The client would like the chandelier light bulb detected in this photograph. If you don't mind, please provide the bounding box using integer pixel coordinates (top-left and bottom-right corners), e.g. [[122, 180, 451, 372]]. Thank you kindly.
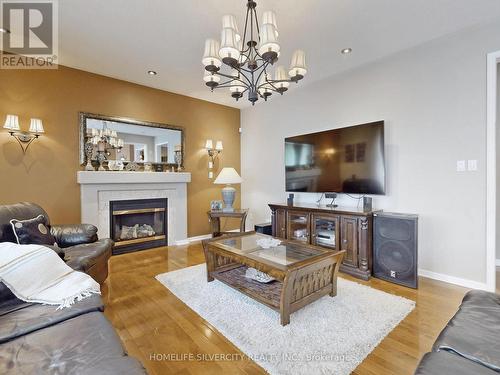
[[202, 39, 222, 71], [203, 70, 221, 88], [261, 11, 278, 38], [289, 49, 307, 81], [274, 66, 290, 93], [222, 14, 241, 42], [258, 24, 280, 62], [229, 70, 245, 99], [219, 28, 240, 66], [257, 74, 273, 99]]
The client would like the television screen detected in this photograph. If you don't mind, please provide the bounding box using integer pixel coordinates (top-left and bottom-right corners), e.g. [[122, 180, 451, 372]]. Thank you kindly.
[[285, 121, 385, 194]]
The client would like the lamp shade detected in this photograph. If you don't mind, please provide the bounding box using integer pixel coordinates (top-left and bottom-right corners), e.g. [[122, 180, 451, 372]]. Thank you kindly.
[[203, 70, 221, 83], [274, 66, 290, 89], [215, 140, 223, 151], [222, 14, 240, 41], [289, 49, 307, 78], [257, 74, 273, 96], [3, 114, 20, 131], [29, 118, 44, 133], [261, 11, 278, 37], [219, 28, 240, 60], [229, 69, 245, 93], [258, 24, 280, 56], [202, 39, 222, 68], [214, 167, 242, 184], [205, 139, 213, 149]]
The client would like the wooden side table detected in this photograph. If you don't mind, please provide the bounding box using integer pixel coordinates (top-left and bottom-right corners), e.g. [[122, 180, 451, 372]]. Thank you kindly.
[[207, 209, 248, 237]]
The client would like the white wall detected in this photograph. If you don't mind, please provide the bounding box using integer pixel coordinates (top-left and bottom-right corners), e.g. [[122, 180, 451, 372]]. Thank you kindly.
[[241, 21, 500, 287]]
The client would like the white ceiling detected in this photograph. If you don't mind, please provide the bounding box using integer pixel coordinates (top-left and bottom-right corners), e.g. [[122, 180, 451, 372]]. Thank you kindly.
[[58, 0, 500, 109]]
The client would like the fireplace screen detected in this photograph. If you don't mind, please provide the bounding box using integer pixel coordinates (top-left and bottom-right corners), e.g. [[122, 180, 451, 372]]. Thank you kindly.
[[110, 198, 167, 255]]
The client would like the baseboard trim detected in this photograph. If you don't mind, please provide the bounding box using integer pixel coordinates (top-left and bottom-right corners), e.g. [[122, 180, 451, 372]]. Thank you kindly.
[[496, 259, 500, 267], [418, 269, 489, 291], [175, 233, 212, 246]]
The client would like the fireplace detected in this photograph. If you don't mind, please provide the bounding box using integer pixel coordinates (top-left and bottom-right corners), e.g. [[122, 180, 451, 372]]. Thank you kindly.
[[110, 198, 168, 255]]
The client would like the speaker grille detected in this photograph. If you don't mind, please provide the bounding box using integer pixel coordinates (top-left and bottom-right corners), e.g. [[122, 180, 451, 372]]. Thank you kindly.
[[376, 240, 414, 275], [373, 213, 418, 288], [379, 218, 412, 241]]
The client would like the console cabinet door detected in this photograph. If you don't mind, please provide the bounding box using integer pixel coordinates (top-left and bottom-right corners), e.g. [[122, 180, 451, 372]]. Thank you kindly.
[[311, 214, 340, 250], [274, 209, 287, 239], [340, 216, 358, 267], [286, 211, 310, 243]]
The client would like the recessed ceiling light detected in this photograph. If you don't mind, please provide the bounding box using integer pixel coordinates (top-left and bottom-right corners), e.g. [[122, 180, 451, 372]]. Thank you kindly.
[[0, 27, 10, 34], [341, 48, 352, 55], [147, 70, 157, 76]]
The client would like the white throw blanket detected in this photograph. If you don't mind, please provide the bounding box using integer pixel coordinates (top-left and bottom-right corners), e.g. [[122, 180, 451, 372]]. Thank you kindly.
[[0, 242, 100, 309]]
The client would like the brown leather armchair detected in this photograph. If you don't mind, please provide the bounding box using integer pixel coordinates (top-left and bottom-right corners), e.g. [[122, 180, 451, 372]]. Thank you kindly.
[[0, 202, 112, 284]]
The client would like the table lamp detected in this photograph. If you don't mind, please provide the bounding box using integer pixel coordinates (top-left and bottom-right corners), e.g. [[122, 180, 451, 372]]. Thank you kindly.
[[214, 167, 242, 212]]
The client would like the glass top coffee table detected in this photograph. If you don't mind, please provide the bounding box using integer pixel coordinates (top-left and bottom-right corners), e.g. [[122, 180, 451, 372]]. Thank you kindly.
[[202, 232, 345, 326]]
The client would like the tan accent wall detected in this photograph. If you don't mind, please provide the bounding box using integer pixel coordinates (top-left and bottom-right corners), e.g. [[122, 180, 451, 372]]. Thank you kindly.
[[0, 66, 241, 237]]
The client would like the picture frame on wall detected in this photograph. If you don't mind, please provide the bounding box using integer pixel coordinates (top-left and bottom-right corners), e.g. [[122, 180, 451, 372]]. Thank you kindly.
[[356, 142, 366, 162], [210, 200, 223, 211], [345, 144, 355, 163]]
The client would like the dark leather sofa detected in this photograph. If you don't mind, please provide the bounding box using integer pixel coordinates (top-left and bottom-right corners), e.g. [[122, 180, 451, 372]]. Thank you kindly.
[[415, 290, 500, 374], [0, 202, 112, 284], [0, 202, 146, 374]]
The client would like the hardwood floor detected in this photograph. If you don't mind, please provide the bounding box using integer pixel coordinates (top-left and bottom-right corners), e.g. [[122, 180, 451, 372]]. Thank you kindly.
[[102, 243, 470, 375]]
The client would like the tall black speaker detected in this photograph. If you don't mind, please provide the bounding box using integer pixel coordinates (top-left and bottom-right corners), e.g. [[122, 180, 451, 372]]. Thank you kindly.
[[373, 212, 418, 288]]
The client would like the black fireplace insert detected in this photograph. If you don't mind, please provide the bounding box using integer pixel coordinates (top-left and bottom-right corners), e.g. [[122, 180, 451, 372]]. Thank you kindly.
[[110, 198, 168, 255]]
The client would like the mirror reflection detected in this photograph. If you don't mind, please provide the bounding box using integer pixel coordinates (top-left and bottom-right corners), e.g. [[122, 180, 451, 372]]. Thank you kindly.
[[84, 117, 182, 164]]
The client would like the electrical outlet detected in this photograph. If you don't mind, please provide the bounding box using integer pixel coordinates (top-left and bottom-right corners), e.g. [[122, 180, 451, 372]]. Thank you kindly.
[[467, 160, 477, 171], [456, 160, 466, 172], [390, 270, 396, 278]]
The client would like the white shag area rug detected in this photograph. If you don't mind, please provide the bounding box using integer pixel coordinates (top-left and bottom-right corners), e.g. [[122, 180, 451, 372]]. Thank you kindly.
[[156, 264, 415, 375]]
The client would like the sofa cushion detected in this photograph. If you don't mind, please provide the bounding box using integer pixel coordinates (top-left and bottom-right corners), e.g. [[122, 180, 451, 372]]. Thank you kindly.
[[433, 290, 500, 372], [10, 214, 57, 246], [64, 239, 113, 273], [0, 294, 103, 344], [0, 311, 146, 374], [0, 202, 50, 243], [51, 224, 98, 248], [415, 351, 497, 375], [460, 289, 500, 310]]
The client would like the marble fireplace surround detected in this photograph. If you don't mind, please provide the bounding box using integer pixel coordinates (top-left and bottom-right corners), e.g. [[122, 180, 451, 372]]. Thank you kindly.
[[77, 171, 191, 246]]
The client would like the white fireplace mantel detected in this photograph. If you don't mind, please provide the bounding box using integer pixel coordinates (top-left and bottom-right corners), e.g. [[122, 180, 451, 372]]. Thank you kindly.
[[77, 171, 191, 246], [77, 171, 191, 184]]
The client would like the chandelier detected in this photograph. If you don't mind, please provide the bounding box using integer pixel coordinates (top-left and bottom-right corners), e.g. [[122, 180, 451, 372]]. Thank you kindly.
[[202, 0, 307, 105], [85, 122, 125, 171]]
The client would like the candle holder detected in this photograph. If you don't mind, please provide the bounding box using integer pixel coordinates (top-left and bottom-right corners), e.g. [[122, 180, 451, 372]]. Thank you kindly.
[[174, 150, 183, 171], [96, 151, 107, 171], [84, 141, 95, 171]]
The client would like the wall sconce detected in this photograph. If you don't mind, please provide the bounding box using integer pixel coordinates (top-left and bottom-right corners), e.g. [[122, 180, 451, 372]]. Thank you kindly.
[[205, 139, 223, 178], [3, 114, 45, 153]]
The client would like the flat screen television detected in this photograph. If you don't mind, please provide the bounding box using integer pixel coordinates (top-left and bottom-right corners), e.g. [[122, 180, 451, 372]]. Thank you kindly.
[[285, 121, 385, 194]]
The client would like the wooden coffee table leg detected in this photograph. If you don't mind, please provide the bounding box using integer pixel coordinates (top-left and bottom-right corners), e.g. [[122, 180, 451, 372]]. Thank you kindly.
[[330, 255, 343, 297], [204, 249, 215, 282], [280, 311, 290, 326], [280, 271, 296, 326]]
